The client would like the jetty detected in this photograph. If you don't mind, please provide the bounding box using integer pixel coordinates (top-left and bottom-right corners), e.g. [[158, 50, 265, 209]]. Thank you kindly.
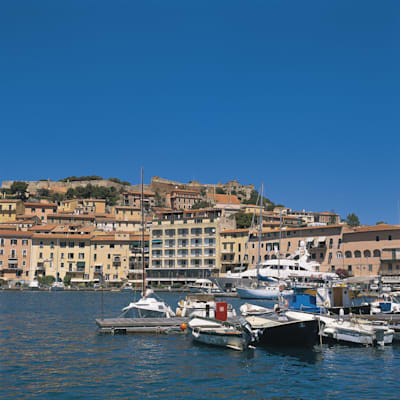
[[96, 317, 189, 334]]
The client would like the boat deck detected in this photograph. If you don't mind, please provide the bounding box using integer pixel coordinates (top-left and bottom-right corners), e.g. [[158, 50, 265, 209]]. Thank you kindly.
[[95, 317, 189, 334]]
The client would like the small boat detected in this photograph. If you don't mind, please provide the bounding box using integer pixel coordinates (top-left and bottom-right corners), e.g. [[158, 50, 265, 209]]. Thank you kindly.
[[236, 284, 293, 300], [50, 281, 65, 291], [242, 305, 319, 347], [121, 283, 134, 292], [319, 314, 394, 346], [121, 289, 175, 318], [176, 294, 237, 319], [188, 279, 222, 294], [370, 293, 400, 314], [188, 316, 256, 351], [28, 280, 40, 291]]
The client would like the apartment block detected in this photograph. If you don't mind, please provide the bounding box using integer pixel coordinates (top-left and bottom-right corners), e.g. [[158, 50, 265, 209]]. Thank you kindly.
[[58, 199, 106, 214], [166, 189, 202, 210], [148, 209, 235, 286], [0, 230, 32, 282], [220, 228, 251, 273], [122, 191, 155, 208]]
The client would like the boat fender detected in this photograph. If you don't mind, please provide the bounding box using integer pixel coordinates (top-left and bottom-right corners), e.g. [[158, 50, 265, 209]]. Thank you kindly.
[[180, 323, 187, 332], [324, 300, 330, 308], [285, 300, 289, 308], [176, 308, 182, 317]]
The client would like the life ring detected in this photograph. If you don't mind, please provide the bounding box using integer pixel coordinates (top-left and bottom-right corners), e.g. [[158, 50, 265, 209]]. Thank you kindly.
[[323, 300, 330, 308]]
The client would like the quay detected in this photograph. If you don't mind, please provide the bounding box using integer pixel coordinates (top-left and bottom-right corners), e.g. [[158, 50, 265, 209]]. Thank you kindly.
[[95, 317, 189, 334]]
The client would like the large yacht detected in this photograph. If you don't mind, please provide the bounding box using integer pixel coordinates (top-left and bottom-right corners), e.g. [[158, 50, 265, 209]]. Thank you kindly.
[[214, 242, 337, 291]]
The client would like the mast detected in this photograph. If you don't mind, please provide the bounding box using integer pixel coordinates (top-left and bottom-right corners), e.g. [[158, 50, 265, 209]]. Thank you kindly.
[[141, 168, 146, 297], [257, 183, 263, 284], [278, 209, 282, 280]]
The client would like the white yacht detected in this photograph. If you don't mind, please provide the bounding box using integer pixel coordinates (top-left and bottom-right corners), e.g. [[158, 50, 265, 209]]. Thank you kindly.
[[187, 279, 222, 294], [225, 242, 337, 282], [176, 294, 236, 318]]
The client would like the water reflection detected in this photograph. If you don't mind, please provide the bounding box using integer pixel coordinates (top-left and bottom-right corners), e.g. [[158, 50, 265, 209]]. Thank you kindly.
[[1, 292, 400, 400]]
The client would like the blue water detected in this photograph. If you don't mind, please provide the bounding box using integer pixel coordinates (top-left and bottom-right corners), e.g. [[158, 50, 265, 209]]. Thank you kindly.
[[1, 292, 399, 400]]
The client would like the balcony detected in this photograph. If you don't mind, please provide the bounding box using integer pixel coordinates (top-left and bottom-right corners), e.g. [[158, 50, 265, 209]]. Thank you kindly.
[[221, 249, 234, 254]]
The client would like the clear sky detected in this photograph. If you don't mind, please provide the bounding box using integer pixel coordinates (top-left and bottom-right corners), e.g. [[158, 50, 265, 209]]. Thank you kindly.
[[1, 1, 399, 225]]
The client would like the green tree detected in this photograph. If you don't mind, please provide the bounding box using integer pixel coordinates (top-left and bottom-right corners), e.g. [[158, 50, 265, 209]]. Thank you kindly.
[[38, 188, 50, 197], [38, 275, 55, 286], [63, 274, 71, 286], [191, 200, 212, 210], [216, 188, 226, 194], [376, 221, 387, 225], [233, 212, 258, 229], [345, 213, 360, 227], [154, 191, 165, 207], [10, 181, 28, 200]]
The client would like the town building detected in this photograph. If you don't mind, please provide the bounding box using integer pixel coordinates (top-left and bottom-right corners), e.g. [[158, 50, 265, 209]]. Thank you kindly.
[[166, 189, 202, 210], [58, 199, 106, 214], [147, 208, 235, 286], [122, 191, 155, 208], [24, 201, 57, 222], [220, 228, 252, 273], [0, 230, 32, 282], [0, 200, 25, 223]]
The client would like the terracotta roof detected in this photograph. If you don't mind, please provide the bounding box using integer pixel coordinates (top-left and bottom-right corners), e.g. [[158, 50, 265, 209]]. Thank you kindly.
[[171, 189, 200, 195], [207, 194, 240, 205], [0, 199, 21, 203], [124, 191, 155, 196], [32, 233, 94, 240], [114, 206, 141, 210], [259, 224, 343, 234], [0, 230, 33, 237], [48, 214, 95, 220], [346, 224, 400, 233], [28, 224, 58, 232], [24, 202, 57, 208]]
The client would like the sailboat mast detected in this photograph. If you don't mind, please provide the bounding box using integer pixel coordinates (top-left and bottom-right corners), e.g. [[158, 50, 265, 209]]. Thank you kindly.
[[278, 209, 282, 280], [141, 168, 146, 296], [257, 183, 263, 281]]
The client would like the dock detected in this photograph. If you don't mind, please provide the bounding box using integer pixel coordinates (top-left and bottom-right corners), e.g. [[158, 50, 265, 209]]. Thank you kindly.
[[96, 317, 189, 334]]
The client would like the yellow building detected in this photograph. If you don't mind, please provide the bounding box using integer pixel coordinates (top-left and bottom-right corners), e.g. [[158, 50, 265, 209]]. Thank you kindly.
[[0, 200, 25, 223], [58, 199, 106, 214], [113, 206, 141, 221], [148, 209, 235, 286]]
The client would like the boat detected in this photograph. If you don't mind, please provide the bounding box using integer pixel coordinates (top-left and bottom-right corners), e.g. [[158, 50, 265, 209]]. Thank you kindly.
[[120, 168, 174, 319], [370, 292, 400, 314], [188, 316, 257, 351], [28, 280, 40, 291], [287, 310, 394, 346], [121, 282, 134, 292], [121, 289, 175, 318], [241, 304, 319, 347], [176, 294, 237, 318], [50, 281, 65, 291], [236, 284, 293, 300], [187, 279, 222, 294]]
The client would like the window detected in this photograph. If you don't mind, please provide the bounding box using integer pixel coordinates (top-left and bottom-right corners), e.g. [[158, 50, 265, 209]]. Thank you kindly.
[[368, 264, 372, 272], [331, 265, 335, 272], [50, 241, 54, 249], [345, 251, 352, 258], [108, 254, 111, 259], [11, 239, 18, 245], [0, 250, 3, 255], [60, 242, 66, 248], [69, 242, 74, 248], [22, 239, 28, 246], [110, 244, 115, 249], [79, 242, 85, 248], [50, 253, 54, 259], [388, 263, 393, 271], [79, 253, 84, 259], [61, 262, 64, 268], [94, 254, 97, 261], [354, 250, 361, 258], [373, 249, 381, 257], [68, 253, 74, 259], [39, 252, 43, 259], [23, 250, 27, 257], [389, 235, 392, 241], [364, 250, 371, 257], [0, 239, 4, 246], [376, 236, 380, 242], [348, 265, 352, 272], [61, 253, 64, 259], [329, 238, 333, 248]]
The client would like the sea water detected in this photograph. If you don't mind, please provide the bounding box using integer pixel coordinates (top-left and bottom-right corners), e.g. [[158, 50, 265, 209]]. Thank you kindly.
[[0, 291, 399, 400]]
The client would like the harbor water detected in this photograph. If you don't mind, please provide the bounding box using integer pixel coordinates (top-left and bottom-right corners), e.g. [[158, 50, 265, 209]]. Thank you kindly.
[[1, 291, 399, 399]]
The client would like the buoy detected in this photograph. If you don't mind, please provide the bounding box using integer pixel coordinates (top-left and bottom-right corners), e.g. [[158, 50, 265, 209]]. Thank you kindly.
[[180, 323, 188, 331]]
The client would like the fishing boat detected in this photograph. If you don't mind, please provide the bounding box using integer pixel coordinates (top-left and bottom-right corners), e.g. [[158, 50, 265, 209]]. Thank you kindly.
[[241, 304, 319, 347], [120, 168, 174, 319], [176, 294, 236, 318], [188, 316, 256, 351]]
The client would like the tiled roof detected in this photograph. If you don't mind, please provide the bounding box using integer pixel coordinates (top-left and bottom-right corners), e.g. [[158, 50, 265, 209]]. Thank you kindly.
[[0, 230, 33, 237], [207, 193, 240, 205], [24, 202, 57, 208], [347, 224, 400, 233]]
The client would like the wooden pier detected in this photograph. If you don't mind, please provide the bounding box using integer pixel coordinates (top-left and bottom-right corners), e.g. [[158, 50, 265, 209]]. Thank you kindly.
[[96, 317, 189, 334]]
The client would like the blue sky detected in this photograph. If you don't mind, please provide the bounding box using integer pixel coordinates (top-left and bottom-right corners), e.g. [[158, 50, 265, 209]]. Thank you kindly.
[[1, 1, 399, 225]]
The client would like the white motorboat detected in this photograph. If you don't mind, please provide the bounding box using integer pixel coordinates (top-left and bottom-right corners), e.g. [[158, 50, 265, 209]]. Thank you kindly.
[[188, 316, 256, 351], [236, 284, 293, 300], [187, 279, 222, 294], [28, 280, 40, 290], [121, 289, 175, 318], [286, 310, 394, 346], [370, 293, 400, 314], [176, 294, 237, 318], [50, 281, 65, 291], [240, 303, 274, 316]]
